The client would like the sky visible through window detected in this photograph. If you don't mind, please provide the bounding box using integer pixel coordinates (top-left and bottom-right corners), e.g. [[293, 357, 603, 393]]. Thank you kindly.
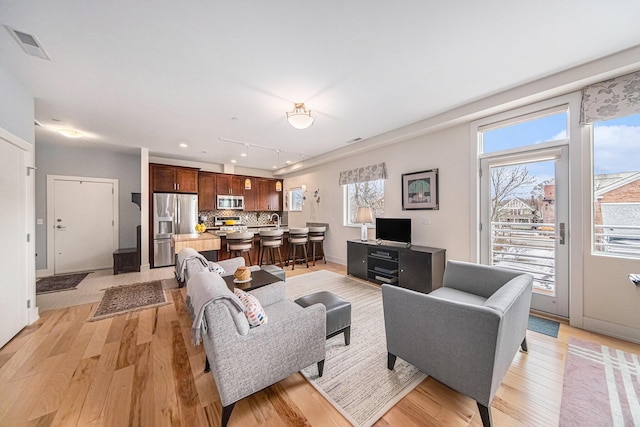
[[483, 113, 640, 190]]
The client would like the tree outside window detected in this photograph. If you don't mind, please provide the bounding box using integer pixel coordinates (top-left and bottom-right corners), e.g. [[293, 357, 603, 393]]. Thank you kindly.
[[344, 180, 384, 225]]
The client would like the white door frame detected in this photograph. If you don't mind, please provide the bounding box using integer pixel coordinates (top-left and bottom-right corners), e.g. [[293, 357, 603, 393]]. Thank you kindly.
[[46, 175, 119, 275], [469, 92, 584, 320], [480, 145, 570, 316], [0, 127, 38, 327]]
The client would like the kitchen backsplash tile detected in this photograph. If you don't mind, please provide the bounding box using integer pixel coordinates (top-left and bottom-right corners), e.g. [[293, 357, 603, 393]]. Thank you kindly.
[[198, 210, 285, 228]]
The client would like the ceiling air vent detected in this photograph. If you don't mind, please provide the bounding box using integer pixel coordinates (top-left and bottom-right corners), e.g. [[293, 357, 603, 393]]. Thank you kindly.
[[5, 26, 50, 60], [346, 137, 363, 144]]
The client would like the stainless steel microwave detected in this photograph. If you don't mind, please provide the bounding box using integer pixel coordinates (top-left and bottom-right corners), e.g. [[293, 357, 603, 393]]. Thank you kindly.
[[217, 195, 244, 210]]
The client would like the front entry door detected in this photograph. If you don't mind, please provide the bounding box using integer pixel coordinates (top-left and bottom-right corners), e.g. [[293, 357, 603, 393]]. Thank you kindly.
[[480, 146, 569, 317], [52, 178, 117, 274]]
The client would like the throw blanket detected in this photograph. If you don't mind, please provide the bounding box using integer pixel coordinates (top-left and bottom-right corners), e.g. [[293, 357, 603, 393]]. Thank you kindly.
[[186, 271, 244, 345], [176, 247, 209, 282]]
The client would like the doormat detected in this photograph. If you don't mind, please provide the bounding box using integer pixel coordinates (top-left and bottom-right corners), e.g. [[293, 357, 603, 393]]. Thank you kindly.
[[89, 281, 168, 321], [36, 272, 90, 294], [560, 337, 640, 426], [528, 315, 560, 338]]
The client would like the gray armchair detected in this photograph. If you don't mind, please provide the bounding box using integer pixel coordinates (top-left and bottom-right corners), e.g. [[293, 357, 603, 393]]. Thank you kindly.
[[382, 260, 533, 427], [198, 273, 326, 427]]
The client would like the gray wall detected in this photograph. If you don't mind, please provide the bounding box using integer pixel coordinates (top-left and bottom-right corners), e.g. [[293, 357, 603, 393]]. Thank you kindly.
[[0, 64, 34, 143], [35, 143, 141, 270]]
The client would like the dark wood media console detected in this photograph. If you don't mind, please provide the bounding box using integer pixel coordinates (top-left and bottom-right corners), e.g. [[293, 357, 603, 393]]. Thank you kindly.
[[347, 240, 445, 294]]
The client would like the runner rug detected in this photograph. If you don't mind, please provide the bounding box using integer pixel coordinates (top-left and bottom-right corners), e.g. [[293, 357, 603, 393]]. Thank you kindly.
[[560, 337, 640, 426], [286, 271, 426, 427], [36, 272, 90, 294], [89, 280, 169, 321]]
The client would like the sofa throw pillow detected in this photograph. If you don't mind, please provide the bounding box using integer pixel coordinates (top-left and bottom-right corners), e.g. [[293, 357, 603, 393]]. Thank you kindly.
[[233, 288, 268, 327], [208, 261, 225, 275]]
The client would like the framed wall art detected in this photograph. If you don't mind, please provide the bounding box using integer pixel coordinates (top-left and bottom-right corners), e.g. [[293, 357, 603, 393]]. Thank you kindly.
[[402, 169, 439, 210]]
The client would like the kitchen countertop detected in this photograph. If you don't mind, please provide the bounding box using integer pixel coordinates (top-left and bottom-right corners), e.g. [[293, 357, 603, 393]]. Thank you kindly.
[[210, 227, 290, 237]]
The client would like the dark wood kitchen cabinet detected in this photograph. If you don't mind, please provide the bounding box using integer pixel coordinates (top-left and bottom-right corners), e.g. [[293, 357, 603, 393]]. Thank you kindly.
[[216, 174, 244, 196], [243, 176, 258, 211], [257, 178, 282, 211], [347, 240, 445, 294], [150, 164, 198, 193], [198, 172, 217, 210]]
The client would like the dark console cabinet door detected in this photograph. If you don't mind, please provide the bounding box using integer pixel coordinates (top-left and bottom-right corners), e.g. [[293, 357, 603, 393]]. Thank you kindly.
[[398, 250, 432, 293], [347, 241, 368, 280]]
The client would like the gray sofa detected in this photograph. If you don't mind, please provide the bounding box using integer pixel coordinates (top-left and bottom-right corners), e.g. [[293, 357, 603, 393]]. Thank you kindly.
[[187, 270, 326, 427], [382, 260, 533, 427]]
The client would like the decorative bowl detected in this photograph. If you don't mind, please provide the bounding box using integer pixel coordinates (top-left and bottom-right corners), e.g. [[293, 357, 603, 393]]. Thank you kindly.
[[234, 266, 251, 282]]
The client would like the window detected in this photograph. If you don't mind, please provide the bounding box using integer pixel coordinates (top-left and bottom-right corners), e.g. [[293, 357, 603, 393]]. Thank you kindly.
[[289, 188, 304, 211], [344, 180, 384, 226], [481, 109, 568, 154], [592, 113, 640, 258]]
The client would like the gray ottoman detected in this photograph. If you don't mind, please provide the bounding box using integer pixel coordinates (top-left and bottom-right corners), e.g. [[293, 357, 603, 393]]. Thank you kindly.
[[295, 291, 351, 345], [261, 264, 286, 282]]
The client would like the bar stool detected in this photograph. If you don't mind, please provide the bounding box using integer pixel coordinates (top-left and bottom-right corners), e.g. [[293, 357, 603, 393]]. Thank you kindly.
[[259, 229, 284, 268], [287, 227, 309, 270], [308, 226, 327, 266], [226, 231, 255, 265]]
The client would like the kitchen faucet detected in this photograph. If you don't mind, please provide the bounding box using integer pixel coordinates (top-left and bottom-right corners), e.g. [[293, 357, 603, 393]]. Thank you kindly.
[[270, 213, 281, 229]]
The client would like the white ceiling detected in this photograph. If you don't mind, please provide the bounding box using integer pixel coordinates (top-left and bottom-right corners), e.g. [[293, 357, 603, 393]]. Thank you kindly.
[[1, 1, 640, 171]]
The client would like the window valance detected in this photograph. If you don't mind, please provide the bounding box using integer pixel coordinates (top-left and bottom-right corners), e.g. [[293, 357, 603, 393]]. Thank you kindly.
[[339, 162, 387, 185], [580, 70, 640, 124]]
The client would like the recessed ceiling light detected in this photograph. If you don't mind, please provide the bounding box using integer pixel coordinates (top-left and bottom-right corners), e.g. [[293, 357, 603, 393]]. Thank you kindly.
[[240, 153, 247, 157], [59, 128, 82, 138], [179, 143, 188, 148], [231, 159, 237, 163], [286, 160, 292, 164], [272, 165, 277, 169]]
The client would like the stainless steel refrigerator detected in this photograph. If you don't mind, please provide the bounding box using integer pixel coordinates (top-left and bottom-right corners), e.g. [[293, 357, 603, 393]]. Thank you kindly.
[[153, 193, 198, 267]]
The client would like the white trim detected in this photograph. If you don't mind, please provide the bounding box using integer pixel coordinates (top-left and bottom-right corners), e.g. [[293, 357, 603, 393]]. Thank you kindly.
[[0, 127, 37, 326], [46, 175, 119, 274], [583, 316, 640, 344], [140, 148, 150, 270], [0, 126, 32, 153]]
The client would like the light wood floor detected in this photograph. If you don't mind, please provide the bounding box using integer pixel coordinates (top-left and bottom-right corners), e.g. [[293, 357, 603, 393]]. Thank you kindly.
[[3, 262, 640, 426]]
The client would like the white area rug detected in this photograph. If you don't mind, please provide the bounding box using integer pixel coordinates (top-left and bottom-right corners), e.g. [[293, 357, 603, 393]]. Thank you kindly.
[[286, 270, 426, 427]]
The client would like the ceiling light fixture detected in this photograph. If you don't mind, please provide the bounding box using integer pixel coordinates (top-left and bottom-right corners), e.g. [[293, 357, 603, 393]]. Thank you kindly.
[[179, 143, 188, 148], [59, 128, 83, 138], [286, 103, 314, 129]]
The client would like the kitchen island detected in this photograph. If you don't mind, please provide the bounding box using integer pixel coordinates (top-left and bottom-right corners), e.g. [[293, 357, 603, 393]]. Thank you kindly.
[[172, 232, 221, 254]]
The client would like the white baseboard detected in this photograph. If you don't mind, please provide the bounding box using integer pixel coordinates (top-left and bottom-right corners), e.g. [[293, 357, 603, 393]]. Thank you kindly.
[[582, 316, 640, 344]]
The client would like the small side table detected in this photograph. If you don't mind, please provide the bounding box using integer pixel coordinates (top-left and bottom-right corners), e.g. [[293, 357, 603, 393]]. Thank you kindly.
[[113, 248, 139, 275]]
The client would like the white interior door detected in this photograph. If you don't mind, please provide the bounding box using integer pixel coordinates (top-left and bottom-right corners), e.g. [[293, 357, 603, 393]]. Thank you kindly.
[[480, 146, 569, 317], [52, 178, 117, 274], [0, 138, 28, 347]]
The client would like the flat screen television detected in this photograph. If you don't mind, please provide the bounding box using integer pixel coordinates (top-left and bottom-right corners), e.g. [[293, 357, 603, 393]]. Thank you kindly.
[[376, 218, 411, 244]]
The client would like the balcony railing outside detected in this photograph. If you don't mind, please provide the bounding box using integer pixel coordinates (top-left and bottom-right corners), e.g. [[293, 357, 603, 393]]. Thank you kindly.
[[491, 222, 640, 295], [594, 224, 640, 257], [491, 221, 556, 295]]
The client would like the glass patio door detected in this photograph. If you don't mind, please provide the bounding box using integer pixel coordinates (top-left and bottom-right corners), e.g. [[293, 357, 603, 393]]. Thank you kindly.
[[480, 146, 569, 317]]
